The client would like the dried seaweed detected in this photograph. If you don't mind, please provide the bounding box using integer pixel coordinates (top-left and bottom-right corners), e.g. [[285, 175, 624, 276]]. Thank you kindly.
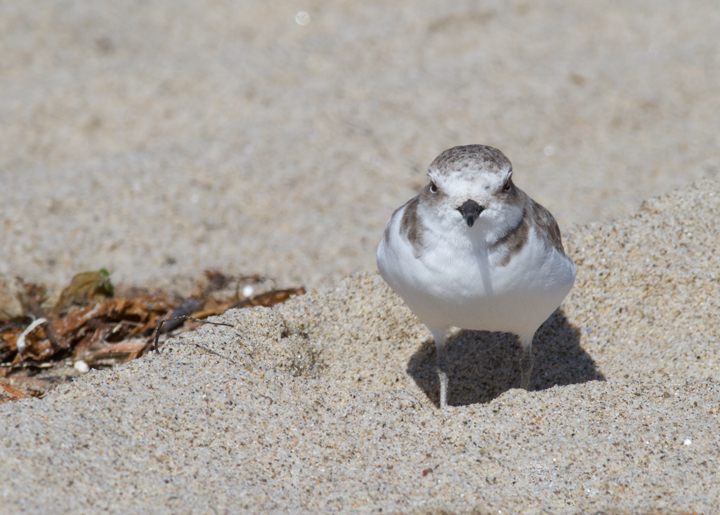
[[0, 270, 305, 402]]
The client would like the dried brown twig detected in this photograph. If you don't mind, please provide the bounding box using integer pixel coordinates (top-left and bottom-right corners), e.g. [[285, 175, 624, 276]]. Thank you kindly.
[[151, 316, 234, 354], [26, 296, 67, 352]]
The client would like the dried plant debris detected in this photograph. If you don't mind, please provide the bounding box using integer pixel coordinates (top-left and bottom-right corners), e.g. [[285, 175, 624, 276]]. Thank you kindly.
[[0, 269, 305, 403]]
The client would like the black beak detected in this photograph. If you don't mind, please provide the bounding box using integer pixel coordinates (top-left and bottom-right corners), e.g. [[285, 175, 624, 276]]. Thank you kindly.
[[457, 199, 483, 227]]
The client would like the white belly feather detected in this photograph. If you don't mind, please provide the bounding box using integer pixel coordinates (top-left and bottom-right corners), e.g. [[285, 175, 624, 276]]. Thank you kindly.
[[377, 203, 575, 338]]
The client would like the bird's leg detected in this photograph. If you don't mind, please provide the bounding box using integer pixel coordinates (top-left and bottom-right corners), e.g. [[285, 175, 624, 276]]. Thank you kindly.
[[519, 333, 535, 390], [431, 329, 449, 409]]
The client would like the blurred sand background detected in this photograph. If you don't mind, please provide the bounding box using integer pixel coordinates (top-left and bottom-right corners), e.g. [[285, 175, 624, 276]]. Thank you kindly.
[[1, 0, 719, 290], [2, 1, 720, 513]]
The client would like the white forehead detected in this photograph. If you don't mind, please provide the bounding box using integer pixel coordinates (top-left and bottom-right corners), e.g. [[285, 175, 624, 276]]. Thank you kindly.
[[427, 145, 513, 198], [428, 162, 511, 199]]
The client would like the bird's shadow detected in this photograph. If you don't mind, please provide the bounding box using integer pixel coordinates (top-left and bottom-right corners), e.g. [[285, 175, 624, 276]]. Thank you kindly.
[[406, 309, 604, 407]]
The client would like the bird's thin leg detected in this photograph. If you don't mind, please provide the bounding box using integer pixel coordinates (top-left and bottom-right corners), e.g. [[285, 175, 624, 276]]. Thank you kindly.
[[431, 328, 449, 409], [519, 333, 535, 390]]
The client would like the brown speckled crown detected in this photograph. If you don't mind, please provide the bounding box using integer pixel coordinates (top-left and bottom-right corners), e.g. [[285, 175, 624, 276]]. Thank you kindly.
[[430, 145, 512, 176]]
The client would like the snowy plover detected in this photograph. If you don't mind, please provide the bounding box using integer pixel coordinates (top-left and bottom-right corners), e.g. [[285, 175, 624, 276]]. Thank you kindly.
[[377, 145, 576, 408]]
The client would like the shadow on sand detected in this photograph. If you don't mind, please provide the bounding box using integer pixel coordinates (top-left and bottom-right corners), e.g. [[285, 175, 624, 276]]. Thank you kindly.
[[407, 309, 605, 407]]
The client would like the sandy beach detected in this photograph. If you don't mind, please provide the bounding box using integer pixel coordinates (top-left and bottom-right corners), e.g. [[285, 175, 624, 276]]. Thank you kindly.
[[2, 0, 719, 290], [1, 1, 719, 513]]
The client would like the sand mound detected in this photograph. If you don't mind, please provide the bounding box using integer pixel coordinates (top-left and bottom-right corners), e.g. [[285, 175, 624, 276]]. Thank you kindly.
[[1, 178, 718, 513]]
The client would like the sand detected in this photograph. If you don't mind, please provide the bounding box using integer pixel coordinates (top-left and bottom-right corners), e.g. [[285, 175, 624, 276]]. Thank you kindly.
[[1, 1, 719, 513], [1, 0, 719, 290], [2, 180, 720, 513]]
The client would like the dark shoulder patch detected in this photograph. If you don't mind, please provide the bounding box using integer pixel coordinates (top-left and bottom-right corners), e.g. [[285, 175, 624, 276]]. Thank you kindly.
[[529, 198, 565, 254], [400, 196, 427, 257], [489, 206, 530, 267]]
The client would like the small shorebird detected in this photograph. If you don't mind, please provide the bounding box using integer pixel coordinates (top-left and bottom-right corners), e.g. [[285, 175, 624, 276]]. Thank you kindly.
[[377, 145, 576, 408]]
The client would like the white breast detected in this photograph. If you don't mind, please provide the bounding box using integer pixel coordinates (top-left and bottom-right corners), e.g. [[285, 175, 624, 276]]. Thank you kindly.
[[377, 207, 575, 338]]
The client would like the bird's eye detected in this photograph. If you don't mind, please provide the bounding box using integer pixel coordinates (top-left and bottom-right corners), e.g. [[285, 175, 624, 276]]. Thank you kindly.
[[503, 180, 511, 192], [430, 182, 438, 193]]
